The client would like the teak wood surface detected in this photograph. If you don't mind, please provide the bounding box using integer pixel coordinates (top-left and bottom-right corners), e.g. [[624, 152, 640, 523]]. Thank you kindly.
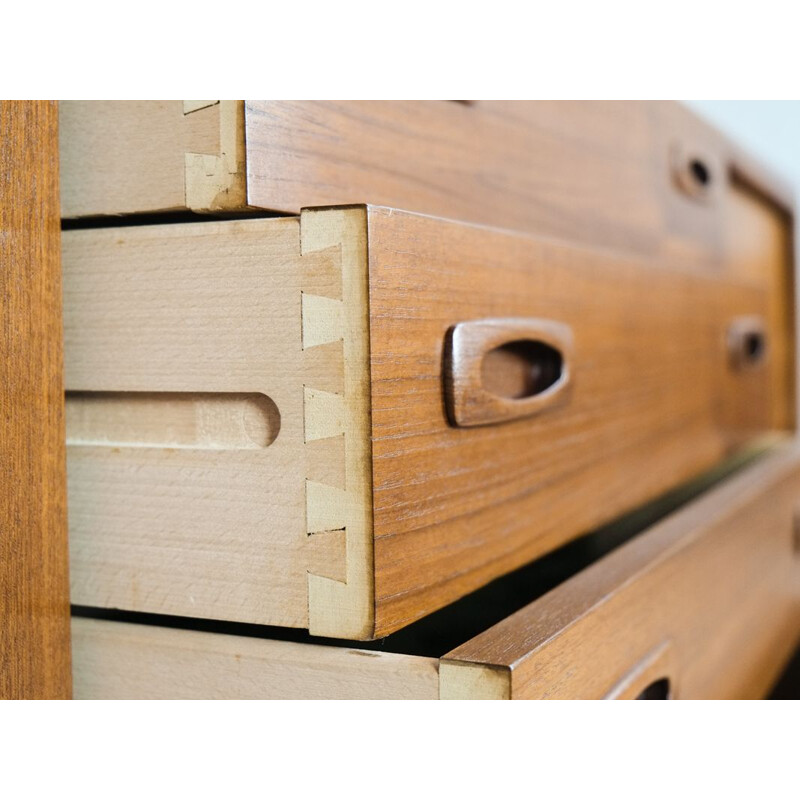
[[365, 205, 785, 634], [0, 101, 71, 699], [440, 443, 800, 699], [63, 196, 790, 638]]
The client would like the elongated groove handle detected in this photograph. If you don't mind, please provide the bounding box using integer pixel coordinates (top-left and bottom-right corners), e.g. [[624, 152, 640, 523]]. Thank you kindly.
[[444, 317, 574, 428]]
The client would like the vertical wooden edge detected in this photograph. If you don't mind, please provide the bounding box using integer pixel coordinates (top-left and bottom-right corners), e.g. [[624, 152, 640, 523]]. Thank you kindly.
[[184, 100, 248, 212], [0, 101, 71, 698], [727, 148, 797, 433], [301, 206, 375, 639], [439, 661, 511, 700]]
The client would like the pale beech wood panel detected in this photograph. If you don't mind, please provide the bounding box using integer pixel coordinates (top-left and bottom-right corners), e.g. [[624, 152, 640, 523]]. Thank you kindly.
[[59, 100, 246, 217], [62, 211, 373, 636], [365, 206, 779, 636], [441, 444, 800, 699], [71, 617, 438, 700], [0, 101, 71, 699]]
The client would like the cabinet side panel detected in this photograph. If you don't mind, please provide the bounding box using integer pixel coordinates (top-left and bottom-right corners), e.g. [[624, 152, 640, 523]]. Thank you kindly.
[[0, 101, 71, 699]]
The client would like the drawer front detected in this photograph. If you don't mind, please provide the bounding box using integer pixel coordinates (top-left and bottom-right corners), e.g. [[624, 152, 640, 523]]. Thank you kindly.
[[63, 211, 375, 639], [440, 446, 800, 699], [366, 206, 781, 635], [64, 206, 787, 640]]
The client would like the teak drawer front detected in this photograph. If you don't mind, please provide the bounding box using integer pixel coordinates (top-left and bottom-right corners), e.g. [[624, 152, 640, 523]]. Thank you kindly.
[[440, 445, 800, 699], [63, 206, 784, 639], [364, 206, 782, 634]]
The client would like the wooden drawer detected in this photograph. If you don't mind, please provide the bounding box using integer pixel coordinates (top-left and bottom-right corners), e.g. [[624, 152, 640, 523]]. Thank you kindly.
[[441, 444, 800, 699], [71, 445, 800, 699], [63, 205, 789, 639], [61, 101, 789, 269]]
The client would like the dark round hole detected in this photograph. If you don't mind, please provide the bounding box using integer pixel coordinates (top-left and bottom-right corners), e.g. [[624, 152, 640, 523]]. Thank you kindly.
[[689, 158, 710, 187], [636, 678, 671, 700], [744, 332, 765, 362], [481, 340, 563, 400]]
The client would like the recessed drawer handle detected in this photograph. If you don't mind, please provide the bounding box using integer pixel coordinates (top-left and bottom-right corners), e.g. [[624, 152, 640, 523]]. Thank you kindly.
[[444, 317, 574, 428]]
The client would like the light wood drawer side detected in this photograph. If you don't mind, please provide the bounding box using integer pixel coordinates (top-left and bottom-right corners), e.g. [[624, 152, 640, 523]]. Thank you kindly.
[[71, 618, 438, 700], [59, 100, 246, 217], [63, 210, 373, 638]]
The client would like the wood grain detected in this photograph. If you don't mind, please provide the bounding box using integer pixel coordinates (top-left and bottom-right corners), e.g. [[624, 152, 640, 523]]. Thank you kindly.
[[0, 101, 71, 699], [440, 444, 800, 699], [62, 211, 373, 637], [301, 208, 374, 638], [243, 101, 670, 258], [59, 101, 245, 217], [71, 617, 438, 700], [366, 205, 782, 636]]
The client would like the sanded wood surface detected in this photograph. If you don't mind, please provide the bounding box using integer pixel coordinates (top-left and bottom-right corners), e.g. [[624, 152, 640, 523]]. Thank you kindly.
[[63, 212, 373, 636], [245, 102, 792, 267], [71, 617, 438, 700], [365, 206, 782, 635], [0, 101, 71, 699], [59, 101, 245, 217], [440, 445, 800, 699], [244, 101, 664, 258]]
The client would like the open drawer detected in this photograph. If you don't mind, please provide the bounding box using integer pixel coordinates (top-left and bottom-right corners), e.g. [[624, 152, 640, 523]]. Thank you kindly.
[[60, 102, 794, 272], [72, 444, 800, 699], [63, 205, 789, 639]]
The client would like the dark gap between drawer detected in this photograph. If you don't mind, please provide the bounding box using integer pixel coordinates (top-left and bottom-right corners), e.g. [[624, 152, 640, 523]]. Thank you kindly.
[[768, 644, 800, 699], [61, 208, 292, 230], [71, 441, 775, 659]]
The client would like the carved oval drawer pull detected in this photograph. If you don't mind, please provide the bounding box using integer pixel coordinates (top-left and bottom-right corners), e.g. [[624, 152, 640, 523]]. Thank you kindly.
[[444, 317, 573, 428]]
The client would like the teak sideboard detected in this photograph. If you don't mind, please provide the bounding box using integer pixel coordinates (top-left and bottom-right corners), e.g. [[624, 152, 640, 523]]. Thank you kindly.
[[3, 100, 799, 699]]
